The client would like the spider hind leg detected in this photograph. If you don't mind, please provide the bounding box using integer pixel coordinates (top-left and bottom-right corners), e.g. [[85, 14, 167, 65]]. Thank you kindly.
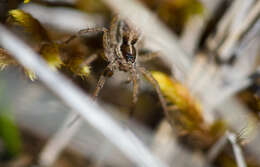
[[129, 69, 139, 117], [137, 67, 173, 125], [93, 64, 114, 99]]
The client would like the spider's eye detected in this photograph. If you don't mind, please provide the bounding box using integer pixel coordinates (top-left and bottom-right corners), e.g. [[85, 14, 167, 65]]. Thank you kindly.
[[131, 38, 138, 45], [126, 53, 135, 63], [126, 47, 136, 63]]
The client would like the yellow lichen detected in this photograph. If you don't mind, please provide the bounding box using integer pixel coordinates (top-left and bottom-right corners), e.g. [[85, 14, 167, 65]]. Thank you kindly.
[[24, 69, 36, 81], [152, 71, 207, 133], [152, 71, 227, 149], [7, 9, 50, 42], [40, 43, 63, 70], [0, 48, 17, 70], [67, 56, 91, 78], [151, 71, 203, 123], [24, 0, 30, 3]]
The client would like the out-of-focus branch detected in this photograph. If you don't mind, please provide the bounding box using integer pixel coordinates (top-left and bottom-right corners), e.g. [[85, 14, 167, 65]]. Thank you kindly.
[[180, 16, 204, 55], [39, 113, 82, 167], [181, 0, 226, 55], [0, 25, 168, 167], [218, 0, 260, 61], [206, 0, 253, 51]]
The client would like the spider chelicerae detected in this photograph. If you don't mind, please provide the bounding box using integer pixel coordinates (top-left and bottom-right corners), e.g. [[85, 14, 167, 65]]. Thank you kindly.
[[65, 15, 169, 118]]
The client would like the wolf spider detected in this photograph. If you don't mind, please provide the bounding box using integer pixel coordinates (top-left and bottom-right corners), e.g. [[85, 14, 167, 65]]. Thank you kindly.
[[65, 15, 169, 118]]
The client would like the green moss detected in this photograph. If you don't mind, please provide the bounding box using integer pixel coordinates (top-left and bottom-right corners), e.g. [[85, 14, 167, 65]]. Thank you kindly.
[[0, 83, 22, 159]]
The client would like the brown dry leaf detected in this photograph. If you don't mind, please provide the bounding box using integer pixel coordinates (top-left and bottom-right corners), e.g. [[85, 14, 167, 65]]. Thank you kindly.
[[151, 71, 203, 126], [7, 9, 50, 42]]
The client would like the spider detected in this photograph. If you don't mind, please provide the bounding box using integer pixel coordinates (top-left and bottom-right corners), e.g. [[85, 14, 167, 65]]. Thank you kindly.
[[65, 15, 170, 119]]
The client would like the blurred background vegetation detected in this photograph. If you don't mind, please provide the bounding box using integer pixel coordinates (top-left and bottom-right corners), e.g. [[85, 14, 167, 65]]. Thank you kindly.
[[0, 0, 260, 167]]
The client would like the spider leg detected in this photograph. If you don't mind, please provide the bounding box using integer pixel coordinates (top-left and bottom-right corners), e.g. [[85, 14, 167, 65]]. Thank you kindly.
[[93, 74, 106, 99], [129, 69, 139, 117], [64, 27, 112, 63], [93, 63, 114, 99], [110, 14, 122, 44], [137, 67, 173, 125], [83, 53, 98, 66], [102, 30, 113, 62], [138, 51, 160, 62], [67, 62, 113, 127], [109, 15, 126, 60], [64, 27, 108, 44]]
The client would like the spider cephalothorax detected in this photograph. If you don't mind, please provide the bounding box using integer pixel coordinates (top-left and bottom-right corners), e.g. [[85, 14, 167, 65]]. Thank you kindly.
[[106, 18, 140, 73], [65, 15, 169, 118]]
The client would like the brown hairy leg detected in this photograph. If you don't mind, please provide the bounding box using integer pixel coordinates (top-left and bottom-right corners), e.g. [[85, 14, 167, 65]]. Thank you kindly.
[[138, 51, 160, 62], [129, 69, 139, 117], [64, 27, 108, 44], [93, 63, 114, 99], [137, 67, 173, 125]]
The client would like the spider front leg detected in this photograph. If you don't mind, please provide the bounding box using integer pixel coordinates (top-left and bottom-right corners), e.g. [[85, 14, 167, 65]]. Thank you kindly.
[[129, 69, 139, 117], [64, 27, 108, 44], [137, 67, 173, 125], [93, 63, 114, 99], [138, 51, 160, 63], [67, 58, 112, 127]]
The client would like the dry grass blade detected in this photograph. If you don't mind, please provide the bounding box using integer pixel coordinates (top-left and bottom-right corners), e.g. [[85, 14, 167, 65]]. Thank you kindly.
[[218, 0, 260, 61], [39, 113, 82, 167]]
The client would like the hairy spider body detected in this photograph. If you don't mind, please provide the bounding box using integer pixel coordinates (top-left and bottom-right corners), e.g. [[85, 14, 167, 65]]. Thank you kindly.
[[66, 15, 169, 119]]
